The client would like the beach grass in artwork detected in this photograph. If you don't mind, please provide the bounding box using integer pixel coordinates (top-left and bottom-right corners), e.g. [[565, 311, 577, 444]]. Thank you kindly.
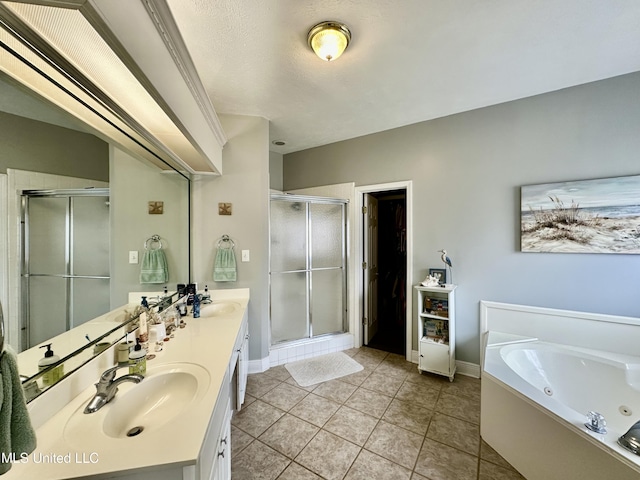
[[521, 175, 640, 254]]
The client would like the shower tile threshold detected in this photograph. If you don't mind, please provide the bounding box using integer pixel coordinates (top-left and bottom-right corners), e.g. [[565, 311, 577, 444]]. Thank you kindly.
[[232, 346, 525, 480], [269, 333, 355, 367]]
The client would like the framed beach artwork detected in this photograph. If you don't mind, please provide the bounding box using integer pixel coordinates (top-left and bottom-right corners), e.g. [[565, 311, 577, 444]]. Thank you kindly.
[[521, 174, 640, 254]]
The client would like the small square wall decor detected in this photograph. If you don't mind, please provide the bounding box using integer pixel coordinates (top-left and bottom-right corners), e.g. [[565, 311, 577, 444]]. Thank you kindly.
[[148, 201, 164, 214], [218, 203, 232, 215]]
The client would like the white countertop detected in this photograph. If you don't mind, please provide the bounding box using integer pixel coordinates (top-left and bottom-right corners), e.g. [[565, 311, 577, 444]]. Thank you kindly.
[[5, 289, 249, 480]]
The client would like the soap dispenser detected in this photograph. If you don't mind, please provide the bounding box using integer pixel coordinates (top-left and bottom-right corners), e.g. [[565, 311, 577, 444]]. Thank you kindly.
[[39, 343, 63, 386], [129, 338, 147, 376], [202, 285, 211, 304]]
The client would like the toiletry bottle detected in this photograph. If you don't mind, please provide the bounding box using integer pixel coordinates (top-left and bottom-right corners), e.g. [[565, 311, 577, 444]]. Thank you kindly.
[[178, 299, 188, 317], [138, 311, 149, 350], [129, 338, 147, 376], [39, 343, 62, 386], [117, 341, 132, 366], [193, 292, 201, 318], [186, 284, 195, 305]]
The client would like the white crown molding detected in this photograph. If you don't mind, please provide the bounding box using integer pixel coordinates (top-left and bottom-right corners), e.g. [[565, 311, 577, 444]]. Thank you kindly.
[[5, 0, 86, 8], [142, 0, 227, 150]]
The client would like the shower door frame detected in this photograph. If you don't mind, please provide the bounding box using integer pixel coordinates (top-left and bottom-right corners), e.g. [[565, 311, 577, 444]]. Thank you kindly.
[[20, 188, 110, 348], [269, 193, 349, 346]]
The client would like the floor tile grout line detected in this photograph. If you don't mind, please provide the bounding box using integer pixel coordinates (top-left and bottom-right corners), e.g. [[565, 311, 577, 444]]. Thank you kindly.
[[411, 424, 432, 476], [288, 366, 409, 477], [373, 361, 482, 475], [238, 348, 514, 480]]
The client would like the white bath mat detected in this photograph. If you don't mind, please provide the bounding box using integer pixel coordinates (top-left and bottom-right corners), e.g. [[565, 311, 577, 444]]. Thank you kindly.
[[285, 352, 363, 387]]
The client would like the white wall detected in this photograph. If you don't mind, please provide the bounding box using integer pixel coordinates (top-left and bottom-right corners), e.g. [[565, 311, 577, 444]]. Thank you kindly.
[[192, 115, 270, 360], [269, 151, 283, 191], [0, 111, 108, 179], [283, 71, 640, 365], [110, 147, 190, 306]]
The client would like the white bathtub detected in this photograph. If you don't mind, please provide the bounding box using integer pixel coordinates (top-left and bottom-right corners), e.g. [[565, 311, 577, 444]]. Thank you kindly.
[[483, 334, 640, 480]]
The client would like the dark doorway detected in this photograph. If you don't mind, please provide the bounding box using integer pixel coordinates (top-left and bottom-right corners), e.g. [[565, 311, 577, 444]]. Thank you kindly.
[[366, 189, 406, 355]]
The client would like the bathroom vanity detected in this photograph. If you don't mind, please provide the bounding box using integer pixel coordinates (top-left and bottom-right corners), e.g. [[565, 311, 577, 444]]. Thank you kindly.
[[5, 289, 250, 480]]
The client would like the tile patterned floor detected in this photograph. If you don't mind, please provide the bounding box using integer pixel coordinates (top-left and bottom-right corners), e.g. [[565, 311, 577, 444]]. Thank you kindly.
[[231, 347, 525, 480]]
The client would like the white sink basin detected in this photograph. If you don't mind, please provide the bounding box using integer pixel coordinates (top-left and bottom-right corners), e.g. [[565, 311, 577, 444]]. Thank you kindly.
[[200, 301, 240, 317], [64, 363, 209, 446]]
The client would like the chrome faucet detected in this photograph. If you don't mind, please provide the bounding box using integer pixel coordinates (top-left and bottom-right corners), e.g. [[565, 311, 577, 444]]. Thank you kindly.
[[83, 365, 144, 414], [585, 411, 607, 434], [619, 420, 640, 455]]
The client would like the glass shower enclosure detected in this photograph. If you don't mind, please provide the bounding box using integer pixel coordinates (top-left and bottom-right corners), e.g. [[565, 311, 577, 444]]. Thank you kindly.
[[21, 188, 110, 348], [270, 194, 348, 345]]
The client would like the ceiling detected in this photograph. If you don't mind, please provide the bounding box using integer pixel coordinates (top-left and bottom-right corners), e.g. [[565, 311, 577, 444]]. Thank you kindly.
[[166, 0, 640, 155]]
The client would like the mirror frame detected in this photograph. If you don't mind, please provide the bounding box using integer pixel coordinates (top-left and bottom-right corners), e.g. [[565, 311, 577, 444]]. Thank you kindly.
[[0, 3, 194, 176], [0, 1, 195, 399]]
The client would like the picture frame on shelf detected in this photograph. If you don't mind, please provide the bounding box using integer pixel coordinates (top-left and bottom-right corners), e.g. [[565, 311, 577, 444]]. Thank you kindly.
[[429, 268, 446, 284]]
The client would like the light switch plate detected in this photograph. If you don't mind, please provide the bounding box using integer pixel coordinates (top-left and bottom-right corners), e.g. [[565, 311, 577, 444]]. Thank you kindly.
[[241, 250, 250, 262], [129, 250, 138, 264]]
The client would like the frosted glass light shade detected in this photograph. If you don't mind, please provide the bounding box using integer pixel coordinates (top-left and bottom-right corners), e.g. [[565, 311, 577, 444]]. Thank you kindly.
[[308, 22, 351, 62]]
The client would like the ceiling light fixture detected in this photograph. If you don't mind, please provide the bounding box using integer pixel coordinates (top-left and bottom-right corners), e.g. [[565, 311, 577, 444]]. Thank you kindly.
[[307, 21, 351, 62]]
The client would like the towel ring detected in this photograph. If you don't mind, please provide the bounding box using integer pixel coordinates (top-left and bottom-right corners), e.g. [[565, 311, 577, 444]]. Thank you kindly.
[[144, 234, 163, 250], [216, 234, 235, 249]]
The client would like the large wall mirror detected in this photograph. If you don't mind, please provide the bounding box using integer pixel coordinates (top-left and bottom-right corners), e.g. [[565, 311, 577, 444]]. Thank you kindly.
[[0, 2, 193, 401]]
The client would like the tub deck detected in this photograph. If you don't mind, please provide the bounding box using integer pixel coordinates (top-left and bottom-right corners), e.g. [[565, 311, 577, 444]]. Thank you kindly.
[[480, 301, 640, 480]]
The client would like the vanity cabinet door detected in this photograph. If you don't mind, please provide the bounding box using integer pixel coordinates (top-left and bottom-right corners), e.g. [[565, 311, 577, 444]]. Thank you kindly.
[[211, 405, 232, 480], [237, 331, 249, 410], [199, 374, 230, 480]]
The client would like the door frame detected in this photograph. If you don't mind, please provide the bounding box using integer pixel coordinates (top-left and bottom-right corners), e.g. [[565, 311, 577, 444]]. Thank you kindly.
[[355, 181, 413, 362], [363, 193, 378, 345]]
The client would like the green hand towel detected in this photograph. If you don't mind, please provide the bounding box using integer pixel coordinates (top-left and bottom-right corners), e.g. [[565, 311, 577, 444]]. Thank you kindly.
[[140, 249, 169, 284], [213, 248, 237, 282], [1, 346, 37, 474]]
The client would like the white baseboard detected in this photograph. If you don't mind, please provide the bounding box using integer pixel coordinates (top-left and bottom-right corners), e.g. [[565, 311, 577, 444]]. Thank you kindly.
[[456, 360, 480, 378], [247, 357, 269, 374]]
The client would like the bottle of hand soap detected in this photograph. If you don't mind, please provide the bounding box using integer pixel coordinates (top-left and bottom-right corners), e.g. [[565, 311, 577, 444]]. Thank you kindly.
[[129, 338, 146, 376], [39, 343, 63, 386]]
